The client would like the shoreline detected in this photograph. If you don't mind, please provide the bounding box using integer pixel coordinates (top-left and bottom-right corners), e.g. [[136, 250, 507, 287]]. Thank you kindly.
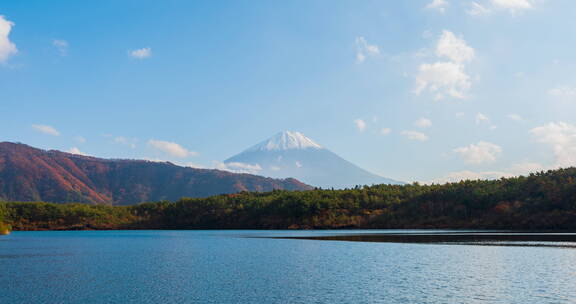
[[263, 232, 576, 247]]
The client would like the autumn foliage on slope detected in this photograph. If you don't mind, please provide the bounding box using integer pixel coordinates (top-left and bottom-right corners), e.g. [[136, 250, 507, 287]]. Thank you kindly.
[[0, 142, 311, 205]]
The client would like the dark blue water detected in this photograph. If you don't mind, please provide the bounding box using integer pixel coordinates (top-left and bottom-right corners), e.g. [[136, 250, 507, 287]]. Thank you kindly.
[[2, 230, 575, 304]]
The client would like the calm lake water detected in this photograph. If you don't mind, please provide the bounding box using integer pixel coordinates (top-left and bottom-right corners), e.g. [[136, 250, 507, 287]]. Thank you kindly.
[[2, 230, 576, 304]]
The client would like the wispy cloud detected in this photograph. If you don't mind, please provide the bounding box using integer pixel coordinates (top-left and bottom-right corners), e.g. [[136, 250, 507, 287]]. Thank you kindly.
[[431, 161, 544, 184], [468, 0, 534, 16], [52, 39, 68, 56], [414, 118, 432, 128], [355, 37, 380, 63], [549, 85, 576, 102], [453, 141, 502, 164], [491, 0, 533, 13], [129, 47, 152, 59], [401, 130, 429, 142], [475, 112, 490, 124], [113, 136, 138, 149], [467, 2, 491, 16], [354, 119, 367, 132], [216, 161, 262, 174], [433, 170, 511, 183], [426, 0, 449, 13], [32, 124, 60, 136], [507, 114, 523, 122], [148, 139, 197, 158]]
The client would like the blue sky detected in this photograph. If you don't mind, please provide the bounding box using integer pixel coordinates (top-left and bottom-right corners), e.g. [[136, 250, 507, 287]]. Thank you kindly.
[[2, 0, 576, 182]]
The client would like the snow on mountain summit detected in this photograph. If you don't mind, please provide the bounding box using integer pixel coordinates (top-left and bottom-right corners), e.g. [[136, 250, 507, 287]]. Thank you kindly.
[[225, 131, 403, 188], [245, 131, 323, 152]]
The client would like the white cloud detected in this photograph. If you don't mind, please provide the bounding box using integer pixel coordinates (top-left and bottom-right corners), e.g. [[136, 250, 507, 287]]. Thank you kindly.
[[52, 39, 68, 56], [436, 30, 475, 63], [68, 147, 87, 156], [507, 113, 523, 122], [426, 0, 448, 13], [434, 170, 512, 183], [147, 139, 197, 158], [217, 161, 262, 174], [431, 161, 544, 184], [414, 118, 432, 128], [549, 85, 576, 102], [114, 136, 138, 149], [381, 128, 392, 135], [467, 2, 491, 15], [129, 47, 152, 59], [0, 15, 17, 63], [475, 112, 490, 124], [74, 136, 86, 143], [466, 0, 533, 17], [531, 122, 576, 168], [295, 161, 303, 168], [355, 36, 380, 63], [354, 119, 367, 132], [491, 0, 532, 13], [509, 162, 545, 174], [32, 124, 60, 136], [415, 61, 471, 99], [453, 141, 502, 164], [415, 31, 475, 100], [401, 130, 429, 142]]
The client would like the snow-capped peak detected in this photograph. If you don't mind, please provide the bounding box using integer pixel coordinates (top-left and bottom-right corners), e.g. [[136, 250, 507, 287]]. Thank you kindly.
[[245, 131, 323, 152]]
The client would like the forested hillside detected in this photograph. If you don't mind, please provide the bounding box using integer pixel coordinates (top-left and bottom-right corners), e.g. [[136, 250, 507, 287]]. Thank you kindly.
[[0, 142, 311, 204], [2, 168, 576, 230]]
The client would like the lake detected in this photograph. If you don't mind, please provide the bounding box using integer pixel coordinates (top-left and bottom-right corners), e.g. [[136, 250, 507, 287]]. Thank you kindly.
[[2, 230, 576, 303]]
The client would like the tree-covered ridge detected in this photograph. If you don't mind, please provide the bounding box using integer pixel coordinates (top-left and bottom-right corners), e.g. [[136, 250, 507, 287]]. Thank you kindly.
[[0, 142, 312, 205], [2, 167, 576, 230]]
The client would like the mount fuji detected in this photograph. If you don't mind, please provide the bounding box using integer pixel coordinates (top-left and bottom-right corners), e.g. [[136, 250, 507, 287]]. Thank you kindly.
[[224, 131, 403, 189]]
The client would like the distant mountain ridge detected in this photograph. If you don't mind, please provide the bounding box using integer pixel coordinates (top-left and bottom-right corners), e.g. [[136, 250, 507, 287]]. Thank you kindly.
[[225, 131, 403, 188], [0, 142, 312, 205]]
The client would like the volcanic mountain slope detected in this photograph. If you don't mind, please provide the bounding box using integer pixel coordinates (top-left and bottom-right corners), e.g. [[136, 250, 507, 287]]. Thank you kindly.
[[0, 142, 312, 205], [224, 131, 403, 189]]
